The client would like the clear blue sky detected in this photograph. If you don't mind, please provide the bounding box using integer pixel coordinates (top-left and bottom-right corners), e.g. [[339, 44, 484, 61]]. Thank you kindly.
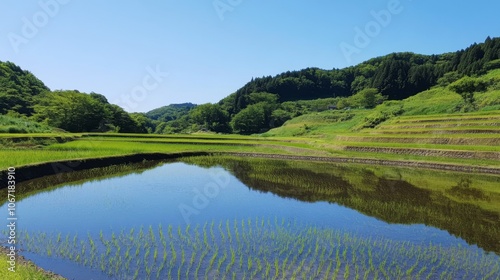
[[1, 0, 499, 112]]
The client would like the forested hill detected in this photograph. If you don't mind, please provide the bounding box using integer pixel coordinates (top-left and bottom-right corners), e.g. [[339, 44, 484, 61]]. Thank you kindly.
[[146, 103, 197, 122], [0, 61, 153, 133], [1, 37, 499, 135], [0, 61, 49, 115], [221, 37, 500, 115]]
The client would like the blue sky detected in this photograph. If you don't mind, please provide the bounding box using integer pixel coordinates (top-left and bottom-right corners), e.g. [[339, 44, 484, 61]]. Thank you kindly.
[[1, 0, 499, 112]]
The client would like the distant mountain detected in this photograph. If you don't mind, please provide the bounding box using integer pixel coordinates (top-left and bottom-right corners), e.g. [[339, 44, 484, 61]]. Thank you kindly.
[[146, 103, 197, 122]]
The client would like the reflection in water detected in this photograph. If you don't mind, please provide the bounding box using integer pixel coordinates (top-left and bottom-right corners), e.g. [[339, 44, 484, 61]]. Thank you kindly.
[[183, 156, 500, 254], [2, 156, 499, 279], [6, 160, 168, 205]]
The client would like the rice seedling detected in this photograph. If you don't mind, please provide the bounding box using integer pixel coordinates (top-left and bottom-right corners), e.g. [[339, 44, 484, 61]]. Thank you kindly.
[[11, 218, 500, 280], [216, 250, 228, 277], [186, 250, 196, 279]]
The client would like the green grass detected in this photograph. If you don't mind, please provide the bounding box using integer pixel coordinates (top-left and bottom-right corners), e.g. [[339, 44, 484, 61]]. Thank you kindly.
[[0, 115, 57, 134], [0, 252, 59, 279], [0, 137, 296, 169], [0, 130, 499, 170], [0, 70, 499, 171]]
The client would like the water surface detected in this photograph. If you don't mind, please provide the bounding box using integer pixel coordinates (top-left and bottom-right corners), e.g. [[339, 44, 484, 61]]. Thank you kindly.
[[2, 157, 499, 279]]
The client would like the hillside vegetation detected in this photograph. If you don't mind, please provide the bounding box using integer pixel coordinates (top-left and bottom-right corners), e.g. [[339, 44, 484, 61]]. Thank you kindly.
[[1, 37, 500, 137], [153, 37, 500, 134]]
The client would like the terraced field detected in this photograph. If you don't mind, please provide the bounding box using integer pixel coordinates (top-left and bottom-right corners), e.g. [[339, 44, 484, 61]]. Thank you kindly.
[[334, 111, 500, 165]]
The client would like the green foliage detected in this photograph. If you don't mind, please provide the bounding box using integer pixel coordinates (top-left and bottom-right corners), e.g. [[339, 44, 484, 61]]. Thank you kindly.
[[247, 92, 279, 105], [16, 215, 500, 279], [401, 88, 462, 116], [349, 88, 385, 109], [358, 101, 404, 128], [4, 37, 500, 135], [484, 59, 500, 71], [449, 76, 488, 109], [146, 103, 196, 122], [449, 76, 488, 95], [129, 113, 154, 134], [0, 61, 153, 134], [437, 71, 462, 87], [270, 109, 292, 127], [106, 105, 146, 133], [189, 103, 230, 133], [0, 61, 50, 115], [32, 91, 107, 132], [31, 91, 147, 133], [0, 114, 54, 133], [222, 37, 499, 118], [231, 102, 276, 134]]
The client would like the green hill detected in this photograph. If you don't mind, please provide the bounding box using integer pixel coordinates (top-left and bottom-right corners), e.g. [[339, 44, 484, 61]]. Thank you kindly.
[[0, 61, 152, 133], [146, 36, 500, 135], [0, 61, 50, 115], [220, 37, 500, 114], [1, 37, 499, 135], [146, 103, 197, 122]]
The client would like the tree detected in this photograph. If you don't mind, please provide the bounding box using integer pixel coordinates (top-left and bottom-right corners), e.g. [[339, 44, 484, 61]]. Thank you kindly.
[[437, 72, 462, 87], [449, 76, 488, 105], [189, 103, 230, 133], [231, 102, 274, 134], [270, 109, 292, 127], [106, 104, 143, 133], [130, 113, 154, 133], [350, 88, 385, 109], [33, 91, 107, 132]]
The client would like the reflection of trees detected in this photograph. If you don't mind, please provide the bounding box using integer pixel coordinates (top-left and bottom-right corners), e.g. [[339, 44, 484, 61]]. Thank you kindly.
[[214, 158, 500, 254], [7, 160, 166, 205]]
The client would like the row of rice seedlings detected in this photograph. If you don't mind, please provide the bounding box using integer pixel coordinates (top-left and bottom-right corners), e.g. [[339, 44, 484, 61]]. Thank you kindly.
[[13, 217, 500, 280]]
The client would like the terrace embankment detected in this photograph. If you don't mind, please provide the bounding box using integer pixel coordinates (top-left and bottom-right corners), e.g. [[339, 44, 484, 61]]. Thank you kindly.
[[221, 153, 500, 175], [343, 146, 500, 160], [336, 136, 499, 145], [0, 152, 209, 186], [2, 150, 499, 189]]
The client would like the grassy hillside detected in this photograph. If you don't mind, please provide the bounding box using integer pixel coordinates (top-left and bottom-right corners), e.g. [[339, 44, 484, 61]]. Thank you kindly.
[[259, 69, 500, 167], [0, 114, 57, 133]]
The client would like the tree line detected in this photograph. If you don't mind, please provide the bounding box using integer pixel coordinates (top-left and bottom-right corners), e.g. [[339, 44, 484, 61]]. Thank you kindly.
[[151, 37, 500, 134], [0, 61, 150, 133], [1, 37, 499, 134]]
